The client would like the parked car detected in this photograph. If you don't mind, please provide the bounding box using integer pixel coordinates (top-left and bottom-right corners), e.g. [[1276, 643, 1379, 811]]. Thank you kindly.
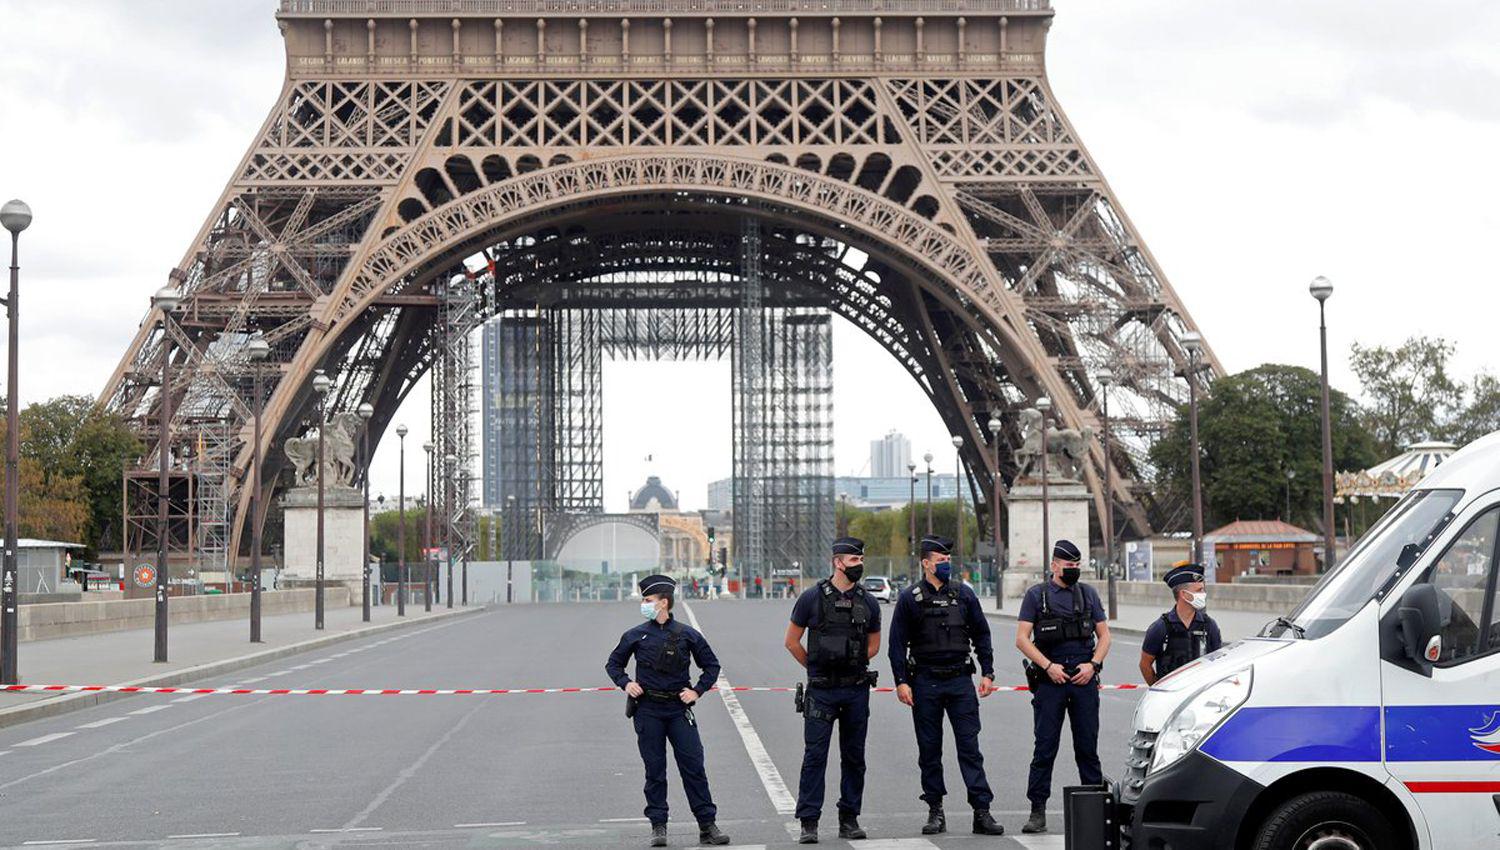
[[860, 576, 896, 603]]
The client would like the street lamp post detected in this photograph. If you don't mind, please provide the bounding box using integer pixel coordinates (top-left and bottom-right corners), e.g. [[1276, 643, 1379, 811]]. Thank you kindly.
[[1097, 368, 1118, 620], [312, 369, 332, 630], [357, 402, 374, 623], [923, 451, 934, 534], [987, 415, 1004, 610], [1037, 396, 1052, 578], [445, 453, 456, 609], [1285, 468, 1296, 522], [907, 461, 917, 577], [506, 494, 515, 603], [1, 199, 32, 684], [423, 441, 434, 612], [1311, 276, 1337, 571], [396, 424, 408, 616], [152, 283, 182, 663], [246, 334, 270, 642], [1182, 331, 1206, 564], [951, 435, 964, 574]]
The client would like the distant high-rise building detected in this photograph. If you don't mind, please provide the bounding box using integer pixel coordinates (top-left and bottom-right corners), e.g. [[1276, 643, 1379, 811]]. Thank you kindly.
[[869, 430, 912, 479]]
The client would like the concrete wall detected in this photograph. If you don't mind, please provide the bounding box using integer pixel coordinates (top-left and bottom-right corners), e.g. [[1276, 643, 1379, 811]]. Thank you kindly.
[[1003, 574, 1312, 614], [18, 587, 351, 642]]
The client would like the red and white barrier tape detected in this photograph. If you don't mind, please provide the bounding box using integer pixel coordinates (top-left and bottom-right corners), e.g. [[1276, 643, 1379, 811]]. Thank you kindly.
[[3, 683, 1143, 697]]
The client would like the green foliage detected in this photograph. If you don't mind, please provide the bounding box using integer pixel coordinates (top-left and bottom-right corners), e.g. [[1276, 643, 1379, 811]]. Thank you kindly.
[[14, 395, 141, 552], [1149, 364, 1378, 531], [369, 505, 427, 565], [1452, 372, 1500, 447], [841, 500, 981, 559], [1349, 337, 1464, 455]]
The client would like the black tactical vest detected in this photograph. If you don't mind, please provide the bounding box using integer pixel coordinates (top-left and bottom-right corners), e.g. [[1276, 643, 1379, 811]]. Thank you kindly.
[[1031, 582, 1096, 650], [650, 620, 691, 675], [1153, 613, 1211, 678], [909, 582, 969, 661], [808, 580, 871, 675]]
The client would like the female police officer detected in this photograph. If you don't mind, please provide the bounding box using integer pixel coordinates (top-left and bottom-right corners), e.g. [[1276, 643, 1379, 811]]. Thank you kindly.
[[606, 574, 731, 847]]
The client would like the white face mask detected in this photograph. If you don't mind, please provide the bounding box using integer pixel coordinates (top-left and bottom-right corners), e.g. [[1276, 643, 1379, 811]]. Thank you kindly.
[[640, 600, 660, 620], [1186, 591, 1207, 611]]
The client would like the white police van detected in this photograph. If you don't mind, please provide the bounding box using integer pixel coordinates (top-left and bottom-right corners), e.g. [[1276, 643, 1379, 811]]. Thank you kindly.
[[1068, 431, 1500, 849]]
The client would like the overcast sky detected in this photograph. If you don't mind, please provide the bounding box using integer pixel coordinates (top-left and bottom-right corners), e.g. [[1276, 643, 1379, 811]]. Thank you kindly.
[[0, 0, 1495, 510]]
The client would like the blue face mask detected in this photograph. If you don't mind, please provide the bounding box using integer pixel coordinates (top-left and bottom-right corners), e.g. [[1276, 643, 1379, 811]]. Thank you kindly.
[[640, 600, 659, 620], [933, 561, 952, 582]]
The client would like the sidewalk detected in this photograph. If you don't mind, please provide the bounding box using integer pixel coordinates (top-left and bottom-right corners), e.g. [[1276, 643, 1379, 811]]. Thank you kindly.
[[980, 589, 1278, 642], [0, 601, 481, 727]]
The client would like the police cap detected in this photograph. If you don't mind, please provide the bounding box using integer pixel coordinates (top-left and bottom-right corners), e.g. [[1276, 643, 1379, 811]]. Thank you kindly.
[[1052, 539, 1082, 563], [832, 536, 865, 556], [1164, 562, 1205, 590], [638, 574, 676, 597], [919, 535, 954, 555]]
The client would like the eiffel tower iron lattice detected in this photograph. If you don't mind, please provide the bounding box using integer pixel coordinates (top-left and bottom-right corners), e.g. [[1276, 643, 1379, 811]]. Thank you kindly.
[[99, 0, 1221, 582]]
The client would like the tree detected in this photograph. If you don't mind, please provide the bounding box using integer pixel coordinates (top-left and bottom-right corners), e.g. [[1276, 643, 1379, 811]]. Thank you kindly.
[[1448, 372, 1500, 447], [1149, 364, 1378, 532], [1349, 337, 1464, 455], [0, 417, 91, 543], [16, 395, 141, 552]]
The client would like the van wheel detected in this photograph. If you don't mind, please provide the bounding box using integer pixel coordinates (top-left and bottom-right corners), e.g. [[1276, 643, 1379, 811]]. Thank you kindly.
[[1252, 791, 1397, 850]]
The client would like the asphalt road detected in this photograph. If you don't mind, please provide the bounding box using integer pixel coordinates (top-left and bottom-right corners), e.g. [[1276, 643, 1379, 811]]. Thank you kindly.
[[0, 599, 1138, 849]]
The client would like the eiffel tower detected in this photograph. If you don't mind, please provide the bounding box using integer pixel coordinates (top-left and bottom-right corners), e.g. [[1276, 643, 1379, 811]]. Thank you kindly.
[[100, 0, 1219, 580]]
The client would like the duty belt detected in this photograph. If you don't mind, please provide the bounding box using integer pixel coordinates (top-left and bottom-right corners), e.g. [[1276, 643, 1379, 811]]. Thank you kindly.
[[910, 659, 975, 679], [808, 670, 877, 689], [642, 689, 682, 703]]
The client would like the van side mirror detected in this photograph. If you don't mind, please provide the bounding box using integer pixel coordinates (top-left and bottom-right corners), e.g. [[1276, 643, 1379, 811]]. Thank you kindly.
[[1396, 542, 1421, 570], [1396, 583, 1443, 668]]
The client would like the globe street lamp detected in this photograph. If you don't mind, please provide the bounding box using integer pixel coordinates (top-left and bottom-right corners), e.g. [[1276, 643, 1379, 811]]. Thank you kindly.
[[1097, 368, 1118, 620], [444, 452, 457, 609], [246, 333, 270, 642], [1037, 396, 1052, 577], [311, 369, 333, 630], [506, 493, 516, 603], [907, 461, 917, 577], [1310, 276, 1337, 571], [986, 414, 1004, 610], [1182, 331, 1206, 564], [357, 401, 374, 623], [1, 199, 32, 684], [152, 282, 183, 663], [1285, 468, 1296, 522], [923, 451, 935, 534], [951, 435, 965, 574], [396, 423, 408, 616], [422, 441, 434, 612]]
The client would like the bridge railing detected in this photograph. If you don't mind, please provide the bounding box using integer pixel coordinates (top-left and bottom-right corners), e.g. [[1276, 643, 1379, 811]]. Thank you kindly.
[[280, 0, 1051, 16]]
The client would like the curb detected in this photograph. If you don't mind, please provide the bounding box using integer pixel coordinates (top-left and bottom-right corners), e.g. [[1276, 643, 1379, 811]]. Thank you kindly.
[[0, 605, 486, 730]]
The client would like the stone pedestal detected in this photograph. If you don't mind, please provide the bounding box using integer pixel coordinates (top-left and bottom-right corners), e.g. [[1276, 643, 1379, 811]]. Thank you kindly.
[[1008, 481, 1092, 573], [281, 485, 366, 583]]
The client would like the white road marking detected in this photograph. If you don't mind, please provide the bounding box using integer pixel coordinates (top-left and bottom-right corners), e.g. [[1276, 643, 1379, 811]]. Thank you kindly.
[[859, 841, 940, 850], [598, 817, 649, 823], [171, 694, 206, 703], [680, 601, 796, 816], [167, 833, 241, 839], [339, 700, 488, 830], [310, 827, 383, 833], [128, 705, 168, 715], [454, 822, 526, 828], [1010, 837, 1066, 849], [0, 750, 9, 757], [21, 840, 95, 846], [309, 658, 331, 664], [237, 677, 267, 684], [267, 670, 292, 676], [16, 733, 73, 747], [75, 718, 127, 729]]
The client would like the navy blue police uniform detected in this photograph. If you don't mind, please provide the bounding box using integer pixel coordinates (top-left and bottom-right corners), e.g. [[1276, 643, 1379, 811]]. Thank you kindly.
[[790, 537, 882, 829], [1018, 540, 1107, 810], [888, 536, 998, 819], [1142, 564, 1222, 680], [605, 575, 726, 842]]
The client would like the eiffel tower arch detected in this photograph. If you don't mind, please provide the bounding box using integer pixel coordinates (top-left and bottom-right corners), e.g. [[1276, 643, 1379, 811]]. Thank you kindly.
[[100, 0, 1220, 579]]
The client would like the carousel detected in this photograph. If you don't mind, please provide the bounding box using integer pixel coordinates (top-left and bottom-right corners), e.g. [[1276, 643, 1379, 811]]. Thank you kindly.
[[1334, 440, 1457, 537]]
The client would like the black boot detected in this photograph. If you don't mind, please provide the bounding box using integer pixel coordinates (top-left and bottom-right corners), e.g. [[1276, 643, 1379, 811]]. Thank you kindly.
[[798, 818, 818, 844], [921, 805, 947, 835], [649, 822, 668, 847], [1022, 805, 1047, 834], [698, 822, 730, 845], [972, 809, 1005, 836], [838, 811, 867, 840]]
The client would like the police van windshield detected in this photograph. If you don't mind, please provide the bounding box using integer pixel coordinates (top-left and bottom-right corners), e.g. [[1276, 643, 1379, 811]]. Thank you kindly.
[[1279, 488, 1462, 639]]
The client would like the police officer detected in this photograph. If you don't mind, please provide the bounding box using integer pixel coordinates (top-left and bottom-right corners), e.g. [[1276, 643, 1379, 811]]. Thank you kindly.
[[785, 537, 882, 844], [605, 575, 731, 847], [1014, 539, 1112, 834], [888, 535, 1006, 837], [1139, 562, 1222, 685]]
